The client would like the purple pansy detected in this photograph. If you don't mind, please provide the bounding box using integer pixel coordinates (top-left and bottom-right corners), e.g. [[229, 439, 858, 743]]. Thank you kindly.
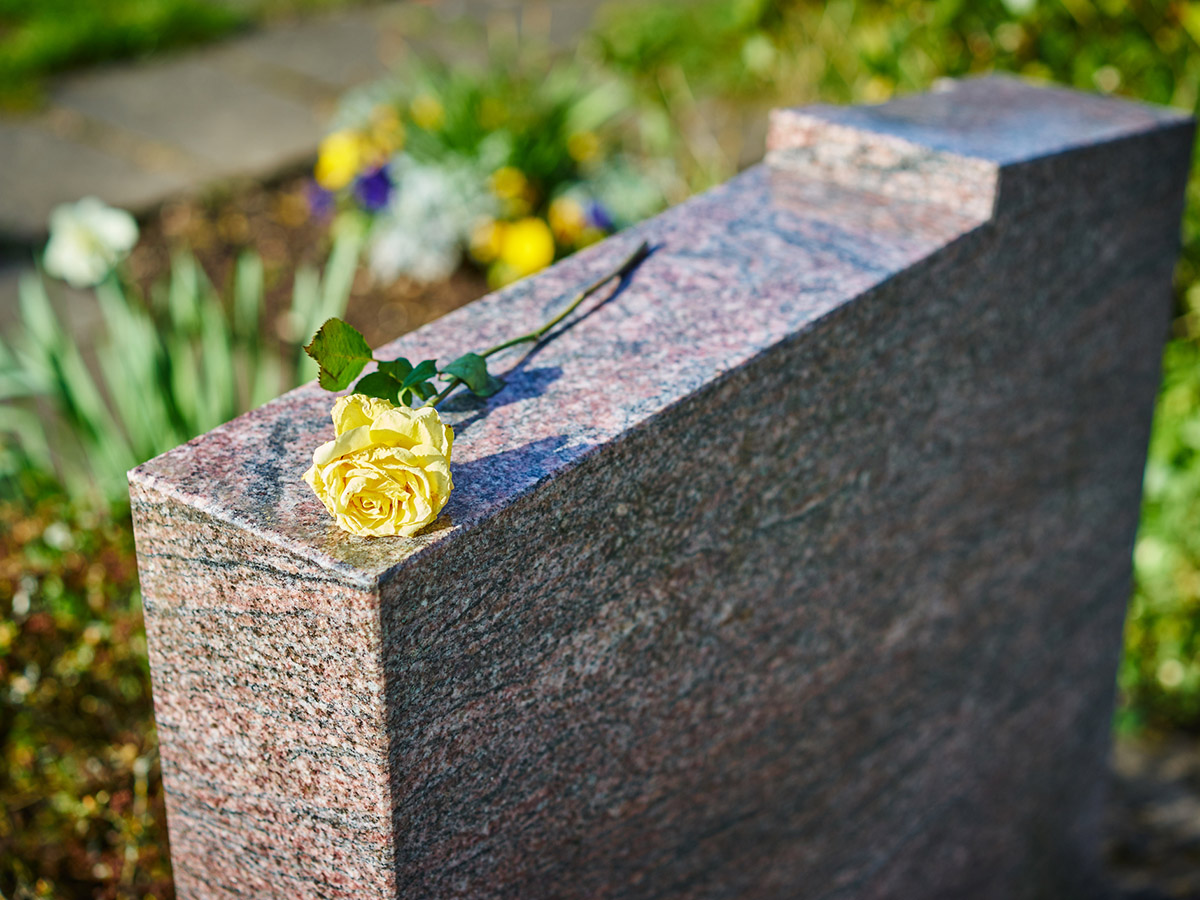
[[586, 200, 614, 232], [355, 167, 394, 212], [307, 182, 335, 221]]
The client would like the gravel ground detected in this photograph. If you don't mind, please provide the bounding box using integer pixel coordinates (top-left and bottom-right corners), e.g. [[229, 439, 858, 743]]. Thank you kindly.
[[1108, 733, 1200, 900]]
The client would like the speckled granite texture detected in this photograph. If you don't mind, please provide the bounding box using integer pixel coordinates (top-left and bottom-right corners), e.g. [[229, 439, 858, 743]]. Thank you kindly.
[[130, 76, 1193, 899]]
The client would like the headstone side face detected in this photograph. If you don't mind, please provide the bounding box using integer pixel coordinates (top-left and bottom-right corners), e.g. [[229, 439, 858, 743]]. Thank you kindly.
[[374, 98, 1192, 898], [130, 482, 396, 899]]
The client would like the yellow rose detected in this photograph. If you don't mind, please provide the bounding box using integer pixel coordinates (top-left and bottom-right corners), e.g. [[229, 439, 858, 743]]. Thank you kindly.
[[303, 394, 454, 537]]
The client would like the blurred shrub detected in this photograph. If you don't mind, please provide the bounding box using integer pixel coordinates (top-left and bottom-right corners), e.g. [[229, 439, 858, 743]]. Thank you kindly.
[[0, 0, 380, 109], [1122, 340, 1200, 731], [0, 489, 171, 900], [313, 52, 675, 288], [0, 0, 247, 109]]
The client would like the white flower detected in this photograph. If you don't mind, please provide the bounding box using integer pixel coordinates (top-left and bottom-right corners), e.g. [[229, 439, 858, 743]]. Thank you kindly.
[[43, 197, 138, 288], [366, 154, 497, 284]]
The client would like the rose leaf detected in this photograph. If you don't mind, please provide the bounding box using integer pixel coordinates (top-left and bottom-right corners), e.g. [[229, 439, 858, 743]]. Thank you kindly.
[[443, 352, 505, 398], [305, 318, 374, 391], [402, 359, 438, 389], [352, 371, 401, 405], [377, 358, 414, 382]]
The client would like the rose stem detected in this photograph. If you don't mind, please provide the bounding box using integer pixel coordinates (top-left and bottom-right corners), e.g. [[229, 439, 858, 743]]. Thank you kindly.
[[421, 239, 650, 409]]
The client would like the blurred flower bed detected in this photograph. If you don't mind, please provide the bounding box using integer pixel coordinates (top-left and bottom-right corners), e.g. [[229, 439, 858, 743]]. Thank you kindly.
[[4, 1, 1200, 897], [313, 53, 673, 287]]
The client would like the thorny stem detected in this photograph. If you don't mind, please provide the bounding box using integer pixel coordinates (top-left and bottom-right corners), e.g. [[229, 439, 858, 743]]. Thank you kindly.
[[420, 240, 650, 409]]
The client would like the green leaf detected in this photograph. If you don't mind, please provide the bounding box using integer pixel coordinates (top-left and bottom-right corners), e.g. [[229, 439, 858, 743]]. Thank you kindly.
[[443, 352, 505, 398], [402, 359, 438, 389], [377, 358, 413, 382], [304, 318, 373, 391], [353, 371, 401, 405]]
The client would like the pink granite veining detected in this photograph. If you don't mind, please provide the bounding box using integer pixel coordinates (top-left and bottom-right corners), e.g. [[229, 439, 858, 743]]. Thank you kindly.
[[131, 482, 396, 899], [129, 77, 1194, 899]]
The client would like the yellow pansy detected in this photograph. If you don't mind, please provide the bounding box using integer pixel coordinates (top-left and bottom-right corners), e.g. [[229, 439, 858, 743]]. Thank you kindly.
[[567, 131, 600, 164], [470, 219, 505, 264], [410, 94, 446, 131], [368, 105, 405, 158], [548, 196, 586, 245], [490, 166, 529, 200], [315, 130, 364, 191], [499, 217, 556, 279]]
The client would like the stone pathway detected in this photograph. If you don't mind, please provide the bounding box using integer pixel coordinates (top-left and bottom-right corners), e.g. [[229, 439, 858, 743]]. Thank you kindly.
[[0, 0, 605, 246]]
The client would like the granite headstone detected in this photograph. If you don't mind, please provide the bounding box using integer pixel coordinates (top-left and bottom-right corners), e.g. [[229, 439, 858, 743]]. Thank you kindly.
[[130, 76, 1193, 899]]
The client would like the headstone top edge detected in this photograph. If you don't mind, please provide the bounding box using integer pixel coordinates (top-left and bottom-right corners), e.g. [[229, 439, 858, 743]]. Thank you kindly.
[[128, 76, 1169, 582], [770, 75, 1191, 166]]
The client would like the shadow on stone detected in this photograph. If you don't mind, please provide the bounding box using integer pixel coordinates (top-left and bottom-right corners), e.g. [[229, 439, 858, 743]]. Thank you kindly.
[[443, 243, 662, 437], [438, 433, 577, 515]]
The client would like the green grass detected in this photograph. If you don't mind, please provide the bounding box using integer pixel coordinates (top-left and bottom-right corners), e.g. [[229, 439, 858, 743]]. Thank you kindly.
[[0, 0, 372, 109], [1120, 339, 1200, 732]]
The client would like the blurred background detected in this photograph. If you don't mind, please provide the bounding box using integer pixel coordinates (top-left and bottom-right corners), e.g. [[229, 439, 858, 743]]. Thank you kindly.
[[2, 1, 1199, 897]]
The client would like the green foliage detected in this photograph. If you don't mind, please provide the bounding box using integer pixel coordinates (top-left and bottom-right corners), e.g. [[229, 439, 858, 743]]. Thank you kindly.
[[379, 358, 438, 406], [352, 359, 438, 407], [304, 317, 374, 391], [442, 352, 505, 399], [0, 493, 170, 899], [0, 0, 375, 109], [303, 317, 440, 405], [0, 0, 248, 108], [1121, 338, 1200, 732], [1, 219, 365, 507], [593, 0, 785, 96]]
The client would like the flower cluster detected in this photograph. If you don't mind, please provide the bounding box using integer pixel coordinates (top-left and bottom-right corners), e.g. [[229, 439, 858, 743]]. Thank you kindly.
[[310, 59, 665, 288]]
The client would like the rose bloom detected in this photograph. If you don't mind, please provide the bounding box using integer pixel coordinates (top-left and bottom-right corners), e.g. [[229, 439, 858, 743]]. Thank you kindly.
[[304, 394, 454, 537]]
